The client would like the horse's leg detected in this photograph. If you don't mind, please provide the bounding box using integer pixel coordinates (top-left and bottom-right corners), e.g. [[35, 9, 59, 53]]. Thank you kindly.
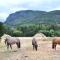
[[10, 44, 12, 49], [16, 43, 18, 48], [54, 44, 56, 50], [52, 42, 55, 49], [7, 43, 9, 49], [35, 45, 38, 51], [33, 45, 34, 50]]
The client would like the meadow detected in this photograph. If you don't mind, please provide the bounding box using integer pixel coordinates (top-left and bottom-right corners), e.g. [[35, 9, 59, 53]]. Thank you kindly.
[[0, 37, 60, 60]]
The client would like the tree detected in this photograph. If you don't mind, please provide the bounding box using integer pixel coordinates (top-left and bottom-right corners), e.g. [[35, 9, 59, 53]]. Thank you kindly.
[[49, 29, 55, 37], [0, 22, 4, 37], [13, 30, 23, 37]]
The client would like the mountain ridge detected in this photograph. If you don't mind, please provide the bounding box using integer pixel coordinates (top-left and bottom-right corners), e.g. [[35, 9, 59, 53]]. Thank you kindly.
[[5, 10, 60, 26]]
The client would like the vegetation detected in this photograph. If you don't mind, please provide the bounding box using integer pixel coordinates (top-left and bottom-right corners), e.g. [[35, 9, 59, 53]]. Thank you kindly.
[[1, 24, 60, 37], [1, 10, 60, 37], [0, 22, 5, 37]]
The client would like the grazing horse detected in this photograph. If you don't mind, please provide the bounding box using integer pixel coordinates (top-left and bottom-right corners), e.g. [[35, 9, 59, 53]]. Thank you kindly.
[[52, 37, 60, 50], [32, 38, 38, 51], [1, 34, 21, 49]]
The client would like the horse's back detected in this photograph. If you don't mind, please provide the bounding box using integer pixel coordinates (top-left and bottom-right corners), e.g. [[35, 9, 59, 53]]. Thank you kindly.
[[53, 37, 60, 44], [7, 37, 20, 44]]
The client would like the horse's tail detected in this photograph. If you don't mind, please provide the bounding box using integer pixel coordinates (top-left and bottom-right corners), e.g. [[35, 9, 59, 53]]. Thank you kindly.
[[18, 41, 20, 48]]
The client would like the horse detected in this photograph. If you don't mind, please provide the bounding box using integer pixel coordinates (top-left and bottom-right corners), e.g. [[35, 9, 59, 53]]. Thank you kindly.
[[1, 34, 21, 49], [52, 37, 60, 50], [32, 38, 38, 51]]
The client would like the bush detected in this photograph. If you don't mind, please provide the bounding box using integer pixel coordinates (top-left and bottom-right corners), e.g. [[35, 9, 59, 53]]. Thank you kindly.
[[55, 30, 60, 36], [13, 30, 23, 37], [0, 22, 5, 37]]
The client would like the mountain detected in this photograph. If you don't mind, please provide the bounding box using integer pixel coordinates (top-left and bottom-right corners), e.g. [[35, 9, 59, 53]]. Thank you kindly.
[[5, 10, 60, 26]]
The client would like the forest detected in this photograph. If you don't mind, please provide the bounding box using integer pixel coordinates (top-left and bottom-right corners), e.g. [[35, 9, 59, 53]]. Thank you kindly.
[[0, 22, 60, 37]]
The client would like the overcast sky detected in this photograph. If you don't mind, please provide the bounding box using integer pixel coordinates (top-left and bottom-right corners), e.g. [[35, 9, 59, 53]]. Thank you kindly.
[[0, 0, 60, 22]]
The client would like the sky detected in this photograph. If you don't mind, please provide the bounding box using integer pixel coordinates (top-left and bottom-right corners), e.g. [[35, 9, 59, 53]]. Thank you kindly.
[[0, 0, 60, 22]]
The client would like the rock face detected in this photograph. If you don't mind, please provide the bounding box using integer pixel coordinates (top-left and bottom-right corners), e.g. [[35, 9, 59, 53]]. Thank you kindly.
[[5, 10, 60, 26]]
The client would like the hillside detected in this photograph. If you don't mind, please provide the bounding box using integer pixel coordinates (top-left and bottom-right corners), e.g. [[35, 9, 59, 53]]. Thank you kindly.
[[5, 10, 60, 26]]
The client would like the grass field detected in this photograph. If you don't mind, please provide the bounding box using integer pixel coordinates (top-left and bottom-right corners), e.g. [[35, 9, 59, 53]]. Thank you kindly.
[[0, 37, 60, 60]]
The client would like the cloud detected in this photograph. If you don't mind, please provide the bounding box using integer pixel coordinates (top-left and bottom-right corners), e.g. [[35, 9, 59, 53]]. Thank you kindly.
[[0, 0, 60, 22]]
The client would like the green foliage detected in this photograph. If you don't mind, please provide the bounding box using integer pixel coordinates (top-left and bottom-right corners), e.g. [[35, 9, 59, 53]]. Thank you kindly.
[[54, 30, 60, 36], [13, 30, 23, 37], [2, 24, 60, 37], [49, 29, 55, 37], [0, 22, 5, 37]]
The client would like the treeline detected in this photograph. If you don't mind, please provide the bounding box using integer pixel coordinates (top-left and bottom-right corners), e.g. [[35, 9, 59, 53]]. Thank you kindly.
[[0, 22, 60, 37]]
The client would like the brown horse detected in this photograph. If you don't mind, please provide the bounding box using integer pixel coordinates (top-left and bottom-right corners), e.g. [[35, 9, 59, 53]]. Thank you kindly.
[[52, 37, 60, 50], [32, 38, 38, 51]]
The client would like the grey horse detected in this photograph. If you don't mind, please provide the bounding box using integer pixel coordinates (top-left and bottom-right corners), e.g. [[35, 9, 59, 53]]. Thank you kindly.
[[32, 38, 38, 51], [1, 34, 21, 49]]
